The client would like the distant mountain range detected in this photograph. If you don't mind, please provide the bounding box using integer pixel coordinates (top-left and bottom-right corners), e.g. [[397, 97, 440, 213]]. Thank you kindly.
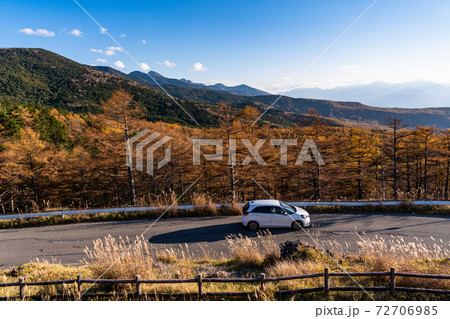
[[93, 67, 269, 97], [284, 81, 450, 108], [0, 48, 449, 129]]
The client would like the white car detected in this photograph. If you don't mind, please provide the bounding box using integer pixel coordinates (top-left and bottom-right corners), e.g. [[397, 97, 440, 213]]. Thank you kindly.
[[242, 199, 310, 231]]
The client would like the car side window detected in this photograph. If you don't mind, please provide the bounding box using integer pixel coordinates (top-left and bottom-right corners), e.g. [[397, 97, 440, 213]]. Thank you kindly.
[[250, 206, 271, 214], [272, 206, 284, 214], [249, 206, 260, 213]]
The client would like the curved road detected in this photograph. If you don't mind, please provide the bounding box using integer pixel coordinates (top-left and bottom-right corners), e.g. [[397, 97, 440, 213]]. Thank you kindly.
[[0, 213, 449, 267]]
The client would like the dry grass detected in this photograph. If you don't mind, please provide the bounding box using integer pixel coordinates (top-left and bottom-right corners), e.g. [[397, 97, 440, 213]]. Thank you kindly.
[[356, 234, 450, 272], [355, 234, 450, 290], [228, 202, 243, 214], [156, 248, 178, 264], [83, 235, 154, 280], [266, 260, 326, 291], [192, 193, 217, 215], [226, 234, 263, 267], [226, 231, 280, 268], [1, 232, 448, 300], [267, 260, 326, 277]]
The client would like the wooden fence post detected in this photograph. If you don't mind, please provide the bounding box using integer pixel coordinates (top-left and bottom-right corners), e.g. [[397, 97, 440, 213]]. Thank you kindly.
[[324, 268, 329, 294], [197, 274, 203, 299], [19, 277, 24, 299], [76, 274, 83, 294], [389, 268, 396, 295], [259, 273, 266, 291], [136, 275, 141, 299]]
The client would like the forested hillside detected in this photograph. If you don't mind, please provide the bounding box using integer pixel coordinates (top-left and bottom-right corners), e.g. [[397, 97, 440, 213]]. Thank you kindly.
[[0, 48, 449, 214], [113, 74, 450, 129], [0, 48, 215, 126], [1, 48, 449, 129]]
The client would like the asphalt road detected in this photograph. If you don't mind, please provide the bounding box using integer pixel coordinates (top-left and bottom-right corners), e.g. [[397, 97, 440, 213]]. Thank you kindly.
[[0, 213, 449, 267]]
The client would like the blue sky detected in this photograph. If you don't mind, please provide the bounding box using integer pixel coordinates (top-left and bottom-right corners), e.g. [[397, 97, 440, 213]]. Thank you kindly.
[[1, 0, 450, 93]]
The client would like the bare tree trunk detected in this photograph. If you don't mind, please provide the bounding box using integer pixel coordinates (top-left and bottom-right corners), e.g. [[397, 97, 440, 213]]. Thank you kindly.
[[314, 127, 321, 200], [179, 171, 184, 194], [393, 125, 399, 200], [406, 156, 411, 194], [228, 133, 236, 202], [423, 137, 429, 199], [356, 158, 362, 200], [381, 145, 386, 199], [124, 122, 136, 206], [29, 154, 39, 205], [445, 160, 449, 200], [203, 163, 208, 193], [315, 165, 321, 200]]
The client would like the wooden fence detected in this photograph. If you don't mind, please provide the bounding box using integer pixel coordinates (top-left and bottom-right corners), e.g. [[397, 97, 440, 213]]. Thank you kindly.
[[0, 268, 449, 300]]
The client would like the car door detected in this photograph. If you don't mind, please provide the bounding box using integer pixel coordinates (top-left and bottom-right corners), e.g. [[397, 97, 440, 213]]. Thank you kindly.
[[270, 206, 291, 227], [249, 206, 272, 227]]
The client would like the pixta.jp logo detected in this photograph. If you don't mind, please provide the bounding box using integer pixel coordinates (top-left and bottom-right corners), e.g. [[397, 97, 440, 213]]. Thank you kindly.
[[126, 129, 172, 176]]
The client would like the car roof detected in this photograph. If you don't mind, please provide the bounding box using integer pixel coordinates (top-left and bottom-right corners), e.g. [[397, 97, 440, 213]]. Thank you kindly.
[[248, 199, 281, 207]]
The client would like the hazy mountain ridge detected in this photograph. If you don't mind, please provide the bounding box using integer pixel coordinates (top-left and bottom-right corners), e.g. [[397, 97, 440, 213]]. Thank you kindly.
[[106, 69, 270, 96], [285, 81, 450, 108]]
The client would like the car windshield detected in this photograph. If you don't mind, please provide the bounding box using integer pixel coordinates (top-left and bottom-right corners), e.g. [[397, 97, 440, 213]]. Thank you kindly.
[[279, 201, 296, 214]]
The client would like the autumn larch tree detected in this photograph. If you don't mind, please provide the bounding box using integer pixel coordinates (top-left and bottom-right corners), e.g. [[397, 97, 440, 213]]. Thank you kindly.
[[384, 115, 408, 200], [1, 127, 52, 208], [99, 89, 143, 206]]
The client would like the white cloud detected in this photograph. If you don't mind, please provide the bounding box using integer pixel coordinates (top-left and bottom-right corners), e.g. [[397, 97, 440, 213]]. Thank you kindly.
[[139, 63, 151, 72], [91, 47, 123, 56], [100, 27, 108, 34], [105, 46, 123, 56], [191, 62, 206, 72], [141, 40, 147, 44], [119, 34, 127, 37], [70, 29, 83, 37], [19, 28, 55, 37], [96, 58, 107, 63], [114, 61, 126, 69], [163, 60, 176, 67], [156, 60, 177, 67]]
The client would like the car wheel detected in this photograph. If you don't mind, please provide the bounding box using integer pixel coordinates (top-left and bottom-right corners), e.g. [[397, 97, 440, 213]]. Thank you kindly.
[[247, 221, 259, 231], [292, 220, 303, 231]]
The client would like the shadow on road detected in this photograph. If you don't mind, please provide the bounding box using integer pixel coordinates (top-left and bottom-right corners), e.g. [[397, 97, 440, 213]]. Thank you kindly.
[[148, 214, 450, 245], [148, 222, 293, 244]]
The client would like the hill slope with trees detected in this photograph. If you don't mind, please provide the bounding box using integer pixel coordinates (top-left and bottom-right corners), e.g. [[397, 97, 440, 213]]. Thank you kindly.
[[0, 48, 215, 126], [1, 48, 449, 129]]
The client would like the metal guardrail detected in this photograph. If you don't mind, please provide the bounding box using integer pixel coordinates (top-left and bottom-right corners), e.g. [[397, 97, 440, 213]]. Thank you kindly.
[[0, 200, 448, 220], [290, 200, 450, 207], [0, 268, 448, 300]]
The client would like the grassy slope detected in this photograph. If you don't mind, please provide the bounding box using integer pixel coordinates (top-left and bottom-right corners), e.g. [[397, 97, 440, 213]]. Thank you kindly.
[[1, 232, 448, 300]]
